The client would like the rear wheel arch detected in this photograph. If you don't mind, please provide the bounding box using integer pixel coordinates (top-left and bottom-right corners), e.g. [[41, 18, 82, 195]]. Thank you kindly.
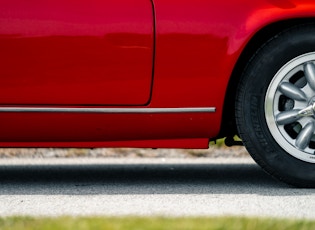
[[219, 18, 315, 139], [235, 22, 315, 187]]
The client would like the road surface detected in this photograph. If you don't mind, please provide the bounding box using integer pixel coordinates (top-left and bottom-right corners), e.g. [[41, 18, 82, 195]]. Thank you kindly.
[[0, 158, 314, 219]]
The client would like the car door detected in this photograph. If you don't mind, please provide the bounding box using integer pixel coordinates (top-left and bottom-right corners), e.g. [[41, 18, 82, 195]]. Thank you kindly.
[[0, 0, 154, 105]]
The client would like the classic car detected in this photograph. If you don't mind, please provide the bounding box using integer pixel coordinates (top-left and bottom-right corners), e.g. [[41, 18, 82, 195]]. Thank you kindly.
[[1, 0, 315, 187]]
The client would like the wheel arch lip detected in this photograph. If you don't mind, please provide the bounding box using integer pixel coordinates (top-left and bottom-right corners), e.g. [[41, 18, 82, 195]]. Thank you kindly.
[[220, 15, 315, 138], [229, 4, 315, 56]]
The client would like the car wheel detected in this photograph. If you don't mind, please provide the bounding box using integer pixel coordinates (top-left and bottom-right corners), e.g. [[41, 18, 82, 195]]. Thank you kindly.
[[236, 24, 315, 187]]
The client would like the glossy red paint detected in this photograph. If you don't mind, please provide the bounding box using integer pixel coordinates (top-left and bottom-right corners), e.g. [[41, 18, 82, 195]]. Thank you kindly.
[[0, 0, 314, 148], [151, 0, 315, 107], [0, 0, 154, 105]]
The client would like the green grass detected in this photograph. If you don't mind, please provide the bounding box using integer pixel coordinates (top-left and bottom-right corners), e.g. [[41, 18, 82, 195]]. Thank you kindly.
[[0, 217, 314, 230], [209, 138, 226, 147], [209, 136, 243, 148]]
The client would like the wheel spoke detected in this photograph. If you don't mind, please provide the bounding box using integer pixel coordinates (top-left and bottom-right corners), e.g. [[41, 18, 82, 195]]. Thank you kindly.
[[304, 62, 315, 91], [295, 122, 315, 150], [278, 82, 307, 101], [276, 110, 300, 125]]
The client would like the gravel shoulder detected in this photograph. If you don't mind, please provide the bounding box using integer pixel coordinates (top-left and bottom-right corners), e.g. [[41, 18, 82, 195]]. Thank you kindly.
[[0, 146, 249, 158]]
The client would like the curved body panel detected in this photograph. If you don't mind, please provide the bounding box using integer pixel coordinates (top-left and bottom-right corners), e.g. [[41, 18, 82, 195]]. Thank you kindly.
[[0, 0, 314, 147]]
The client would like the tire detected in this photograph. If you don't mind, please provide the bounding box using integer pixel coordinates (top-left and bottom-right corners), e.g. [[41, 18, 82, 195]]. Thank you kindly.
[[236, 24, 315, 187]]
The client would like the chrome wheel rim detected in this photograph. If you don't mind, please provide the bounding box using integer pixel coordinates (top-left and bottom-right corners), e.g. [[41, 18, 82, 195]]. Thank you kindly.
[[265, 52, 315, 163]]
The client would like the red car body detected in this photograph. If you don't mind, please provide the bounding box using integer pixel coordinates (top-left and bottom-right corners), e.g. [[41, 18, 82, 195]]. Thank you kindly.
[[0, 0, 315, 148]]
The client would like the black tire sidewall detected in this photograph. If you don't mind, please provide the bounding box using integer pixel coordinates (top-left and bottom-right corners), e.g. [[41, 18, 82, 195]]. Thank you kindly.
[[237, 25, 315, 187]]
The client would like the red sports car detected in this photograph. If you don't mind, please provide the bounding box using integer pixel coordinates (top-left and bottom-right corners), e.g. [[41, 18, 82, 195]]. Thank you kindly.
[[1, 0, 315, 187]]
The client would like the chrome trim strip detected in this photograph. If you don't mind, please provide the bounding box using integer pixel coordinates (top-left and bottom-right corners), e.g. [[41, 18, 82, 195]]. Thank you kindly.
[[0, 107, 216, 113]]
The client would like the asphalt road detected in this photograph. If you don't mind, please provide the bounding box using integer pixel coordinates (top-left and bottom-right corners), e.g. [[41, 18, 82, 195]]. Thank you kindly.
[[0, 158, 314, 219]]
